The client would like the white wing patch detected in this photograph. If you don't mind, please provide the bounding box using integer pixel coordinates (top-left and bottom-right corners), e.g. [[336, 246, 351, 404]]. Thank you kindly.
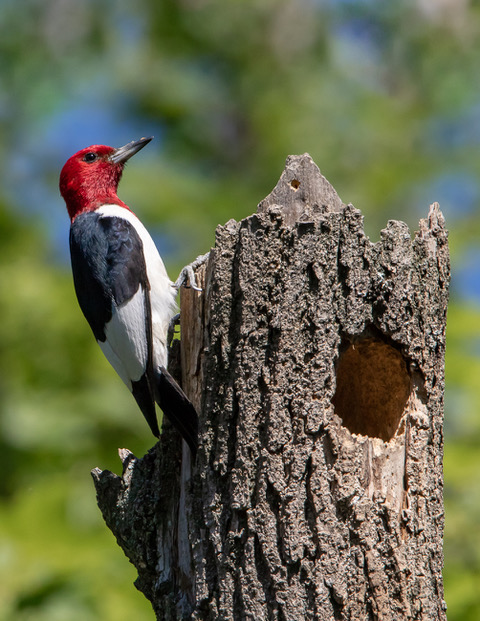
[[99, 286, 149, 389]]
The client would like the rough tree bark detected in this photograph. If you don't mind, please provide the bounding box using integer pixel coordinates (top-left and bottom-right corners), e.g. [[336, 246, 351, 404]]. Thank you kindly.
[[92, 154, 449, 620]]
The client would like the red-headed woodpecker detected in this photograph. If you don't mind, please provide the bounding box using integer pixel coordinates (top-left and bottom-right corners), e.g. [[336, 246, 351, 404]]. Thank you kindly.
[[59, 137, 198, 455]]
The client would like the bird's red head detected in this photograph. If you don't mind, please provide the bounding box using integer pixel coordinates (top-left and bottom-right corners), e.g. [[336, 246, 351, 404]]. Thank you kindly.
[[59, 137, 153, 221]]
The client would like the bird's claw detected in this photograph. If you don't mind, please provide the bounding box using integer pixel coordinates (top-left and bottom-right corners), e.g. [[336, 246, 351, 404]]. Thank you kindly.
[[177, 265, 203, 292], [167, 313, 180, 347], [175, 252, 210, 292]]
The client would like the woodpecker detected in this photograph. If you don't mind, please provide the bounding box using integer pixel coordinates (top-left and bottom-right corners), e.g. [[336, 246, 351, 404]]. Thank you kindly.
[[59, 136, 198, 455]]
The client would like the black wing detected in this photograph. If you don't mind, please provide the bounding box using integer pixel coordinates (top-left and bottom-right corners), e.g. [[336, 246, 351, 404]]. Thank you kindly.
[[69, 212, 149, 340], [156, 366, 199, 456], [70, 212, 112, 342]]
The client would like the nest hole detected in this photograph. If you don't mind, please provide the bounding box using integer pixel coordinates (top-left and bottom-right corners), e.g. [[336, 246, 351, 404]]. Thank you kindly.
[[332, 337, 411, 441]]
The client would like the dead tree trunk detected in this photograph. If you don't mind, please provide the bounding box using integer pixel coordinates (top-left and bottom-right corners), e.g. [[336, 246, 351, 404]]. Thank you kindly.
[[92, 154, 449, 620]]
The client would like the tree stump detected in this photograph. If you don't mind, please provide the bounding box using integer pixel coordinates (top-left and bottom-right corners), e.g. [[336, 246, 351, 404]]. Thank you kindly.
[[92, 154, 449, 620]]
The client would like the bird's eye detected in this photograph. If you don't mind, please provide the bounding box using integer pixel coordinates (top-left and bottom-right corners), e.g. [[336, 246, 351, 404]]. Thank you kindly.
[[83, 152, 97, 163]]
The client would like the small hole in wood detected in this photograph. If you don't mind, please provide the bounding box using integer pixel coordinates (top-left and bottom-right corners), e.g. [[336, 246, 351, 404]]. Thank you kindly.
[[332, 337, 411, 441], [290, 179, 301, 190]]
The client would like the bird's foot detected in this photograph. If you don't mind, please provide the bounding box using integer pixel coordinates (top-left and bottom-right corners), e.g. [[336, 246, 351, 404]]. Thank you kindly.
[[167, 313, 180, 348], [174, 252, 210, 292]]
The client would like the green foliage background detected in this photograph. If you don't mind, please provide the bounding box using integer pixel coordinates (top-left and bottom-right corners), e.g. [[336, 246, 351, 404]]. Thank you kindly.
[[0, 1, 479, 618]]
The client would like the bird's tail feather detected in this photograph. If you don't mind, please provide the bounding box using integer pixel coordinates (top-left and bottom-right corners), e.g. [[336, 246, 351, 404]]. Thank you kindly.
[[132, 374, 160, 438], [156, 366, 199, 456]]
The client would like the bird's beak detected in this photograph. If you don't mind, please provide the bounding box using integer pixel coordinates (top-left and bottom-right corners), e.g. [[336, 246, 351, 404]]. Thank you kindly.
[[110, 136, 153, 164]]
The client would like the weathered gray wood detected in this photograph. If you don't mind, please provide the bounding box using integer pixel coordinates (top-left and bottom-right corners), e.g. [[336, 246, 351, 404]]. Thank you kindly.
[[92, 154, 449, 620]]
